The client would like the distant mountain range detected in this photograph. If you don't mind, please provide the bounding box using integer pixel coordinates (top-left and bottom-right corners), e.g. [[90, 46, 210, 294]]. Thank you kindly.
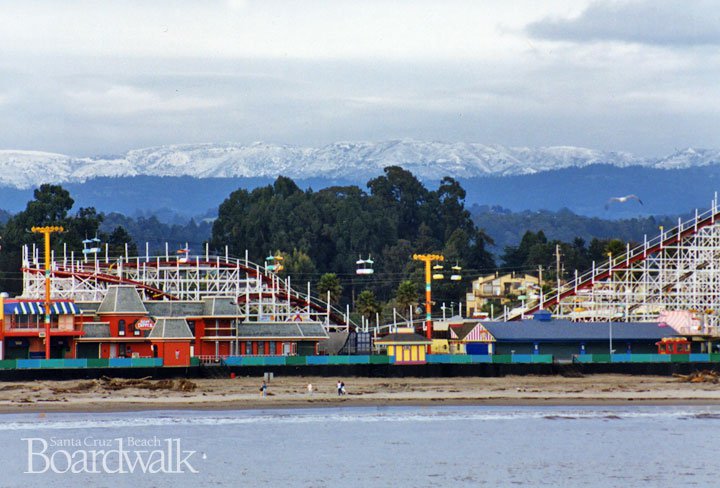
[[1, 141, 719, 219], [2, 140, 720, 189]]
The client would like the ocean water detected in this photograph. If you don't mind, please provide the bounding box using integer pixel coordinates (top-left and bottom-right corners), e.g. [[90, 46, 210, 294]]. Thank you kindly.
[[1, 405, 719, 487]]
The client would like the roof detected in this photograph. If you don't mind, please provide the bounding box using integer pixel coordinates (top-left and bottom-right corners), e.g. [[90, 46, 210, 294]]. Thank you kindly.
[[148, 317, 194, 339], [234, 322, 329, 340], [97, 286, 148, 315], [375, 332, 432, 344], [201, 297, 242, 317], [449, 323, 477, 341], [482, 320, 680, 342], [77, 302, 100, 314], [449, 322, 495, 342], [83, 323, 110, 338], [144, 301, 204, 318]]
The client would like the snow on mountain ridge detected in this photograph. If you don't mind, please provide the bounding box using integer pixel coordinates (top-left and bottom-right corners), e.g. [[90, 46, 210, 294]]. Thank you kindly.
[[0, 141, 718, 189]]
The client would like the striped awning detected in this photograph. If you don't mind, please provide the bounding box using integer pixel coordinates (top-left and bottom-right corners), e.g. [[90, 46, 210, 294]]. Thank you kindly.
[[3, 301, 81, 315]]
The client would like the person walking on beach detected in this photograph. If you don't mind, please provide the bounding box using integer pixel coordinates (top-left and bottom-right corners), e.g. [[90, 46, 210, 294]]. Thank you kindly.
[[260, 380, 267, 397], [341, 381, 346, 395], [337, 380, 343, 396]]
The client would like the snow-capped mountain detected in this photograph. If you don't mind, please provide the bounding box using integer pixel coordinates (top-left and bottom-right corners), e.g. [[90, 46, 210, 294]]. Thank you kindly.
[[0, 141, 718, 189]]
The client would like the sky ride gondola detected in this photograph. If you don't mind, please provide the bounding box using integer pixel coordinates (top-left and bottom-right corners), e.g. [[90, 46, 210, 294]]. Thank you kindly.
[[450, 264, 463, 281], [356, 255, 374, 275], [82, 237, 101, 259], [265, 252, 284, 272], [177, 243, 190, 263]]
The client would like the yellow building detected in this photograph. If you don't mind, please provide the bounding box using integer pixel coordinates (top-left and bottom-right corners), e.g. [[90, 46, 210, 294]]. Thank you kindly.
[[375, 327, 432, 364], [466, 272, 540, 317]]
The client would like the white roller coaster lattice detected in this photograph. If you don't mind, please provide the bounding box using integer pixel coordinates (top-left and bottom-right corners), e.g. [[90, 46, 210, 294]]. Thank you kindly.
[[501, 194, 720, 333], [21, 245, 351, 331]]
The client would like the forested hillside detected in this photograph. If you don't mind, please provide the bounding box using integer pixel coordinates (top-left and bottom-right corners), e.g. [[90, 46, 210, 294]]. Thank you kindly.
[[472, 205, 676, 255], [0, 169, 689, 314]]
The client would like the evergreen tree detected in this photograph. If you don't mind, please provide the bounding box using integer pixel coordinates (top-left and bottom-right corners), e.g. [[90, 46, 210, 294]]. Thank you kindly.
[[106, 226, 138, 257]]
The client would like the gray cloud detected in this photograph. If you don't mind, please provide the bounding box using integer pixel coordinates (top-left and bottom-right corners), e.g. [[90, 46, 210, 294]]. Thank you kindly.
[[1, 48, 719, 158], [527, 1, 720, 46]]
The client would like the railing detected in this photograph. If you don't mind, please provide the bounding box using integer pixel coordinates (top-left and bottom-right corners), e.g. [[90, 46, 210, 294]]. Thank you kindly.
[[499, 195, 720, 321]]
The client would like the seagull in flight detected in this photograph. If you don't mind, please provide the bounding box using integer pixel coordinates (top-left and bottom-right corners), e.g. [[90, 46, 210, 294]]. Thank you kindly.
[[605, 194, 643, 210]]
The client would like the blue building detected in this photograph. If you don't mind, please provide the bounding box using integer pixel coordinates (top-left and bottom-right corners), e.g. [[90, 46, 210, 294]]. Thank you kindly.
[[481, 320, 679, 359]]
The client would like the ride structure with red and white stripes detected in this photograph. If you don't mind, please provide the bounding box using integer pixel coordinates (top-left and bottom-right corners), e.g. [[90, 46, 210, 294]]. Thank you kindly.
[[500, 194, 720, 334], [21, 244, 352, 331]]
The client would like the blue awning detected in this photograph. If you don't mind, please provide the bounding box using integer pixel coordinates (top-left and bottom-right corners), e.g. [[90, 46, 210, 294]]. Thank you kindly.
[[46, 302, 81, 315], [3, 301, 80, 315], [4, 302, 42, 315]]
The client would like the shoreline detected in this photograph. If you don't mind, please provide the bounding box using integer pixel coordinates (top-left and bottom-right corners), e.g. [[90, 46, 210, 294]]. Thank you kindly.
[[3, 397, 720, 415], [1, 374, 719, 414]]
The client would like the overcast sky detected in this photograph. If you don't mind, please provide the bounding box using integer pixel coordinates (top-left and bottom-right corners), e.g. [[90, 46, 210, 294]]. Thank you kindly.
[[1, 0, 719, 157]]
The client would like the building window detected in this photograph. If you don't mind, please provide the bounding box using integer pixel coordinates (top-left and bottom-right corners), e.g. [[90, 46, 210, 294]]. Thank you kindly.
[[118, 319, 126, 336], [269, 342, 276, 355], [246, 341, 252, 355], [257, 341, 265, 355]]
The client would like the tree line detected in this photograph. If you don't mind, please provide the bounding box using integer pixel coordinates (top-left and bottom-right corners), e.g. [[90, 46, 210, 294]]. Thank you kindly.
[[0, 169, 660, 323]]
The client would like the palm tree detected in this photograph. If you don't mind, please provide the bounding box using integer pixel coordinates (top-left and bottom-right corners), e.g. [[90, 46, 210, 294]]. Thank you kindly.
[[396, 280, 419, 314], [356, 290, 381, 324], [317, 273, 343, 305]]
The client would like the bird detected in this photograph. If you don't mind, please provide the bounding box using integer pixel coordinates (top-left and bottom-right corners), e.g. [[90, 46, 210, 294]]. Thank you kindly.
[[605, 194, 643, 210]]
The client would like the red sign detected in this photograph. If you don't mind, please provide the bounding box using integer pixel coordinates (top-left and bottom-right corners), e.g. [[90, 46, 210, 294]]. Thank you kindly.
[[136, 318, 155, 330]]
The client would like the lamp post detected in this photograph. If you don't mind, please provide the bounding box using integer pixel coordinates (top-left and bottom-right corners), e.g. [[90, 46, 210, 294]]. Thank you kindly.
[[412, 253, 444, 353], [31, 225, 64, 360]]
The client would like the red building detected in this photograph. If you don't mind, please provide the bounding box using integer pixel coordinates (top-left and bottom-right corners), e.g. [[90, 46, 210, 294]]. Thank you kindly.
[[1, 285, 329, 366], [74, 285, 328, 366], [0, 297, 83, 359]]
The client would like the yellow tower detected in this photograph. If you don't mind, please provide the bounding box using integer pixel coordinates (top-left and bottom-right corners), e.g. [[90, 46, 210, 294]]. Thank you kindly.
[[412, 253, 444, 353], [31, 225, 64, 360]]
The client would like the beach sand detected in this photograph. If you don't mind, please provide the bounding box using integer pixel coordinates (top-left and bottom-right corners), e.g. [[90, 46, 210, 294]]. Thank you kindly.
[[1, 374, 719, 413]]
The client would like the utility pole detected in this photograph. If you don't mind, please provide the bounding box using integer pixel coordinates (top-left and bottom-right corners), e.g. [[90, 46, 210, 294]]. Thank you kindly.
[[538, 265, 544, 310], [555, 244, 562, 293], [31, 225, 64, 360]]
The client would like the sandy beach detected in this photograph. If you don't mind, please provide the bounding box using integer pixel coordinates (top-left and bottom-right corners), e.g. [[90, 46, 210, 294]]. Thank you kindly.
[[0, 374, 718, 413]]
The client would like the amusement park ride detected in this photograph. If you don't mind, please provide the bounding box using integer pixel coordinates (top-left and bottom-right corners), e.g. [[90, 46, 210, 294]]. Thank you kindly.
[[21, 243, 353, 331], [499, 194, 720, 334]]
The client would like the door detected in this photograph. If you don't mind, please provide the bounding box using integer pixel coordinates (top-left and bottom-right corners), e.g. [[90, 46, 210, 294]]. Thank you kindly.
[[466, 343, 489, 355], [4, 345, 29, 359], [76, 343, 100, 359], [109, 344, 117, 359], [297, 342, 315, 356]]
